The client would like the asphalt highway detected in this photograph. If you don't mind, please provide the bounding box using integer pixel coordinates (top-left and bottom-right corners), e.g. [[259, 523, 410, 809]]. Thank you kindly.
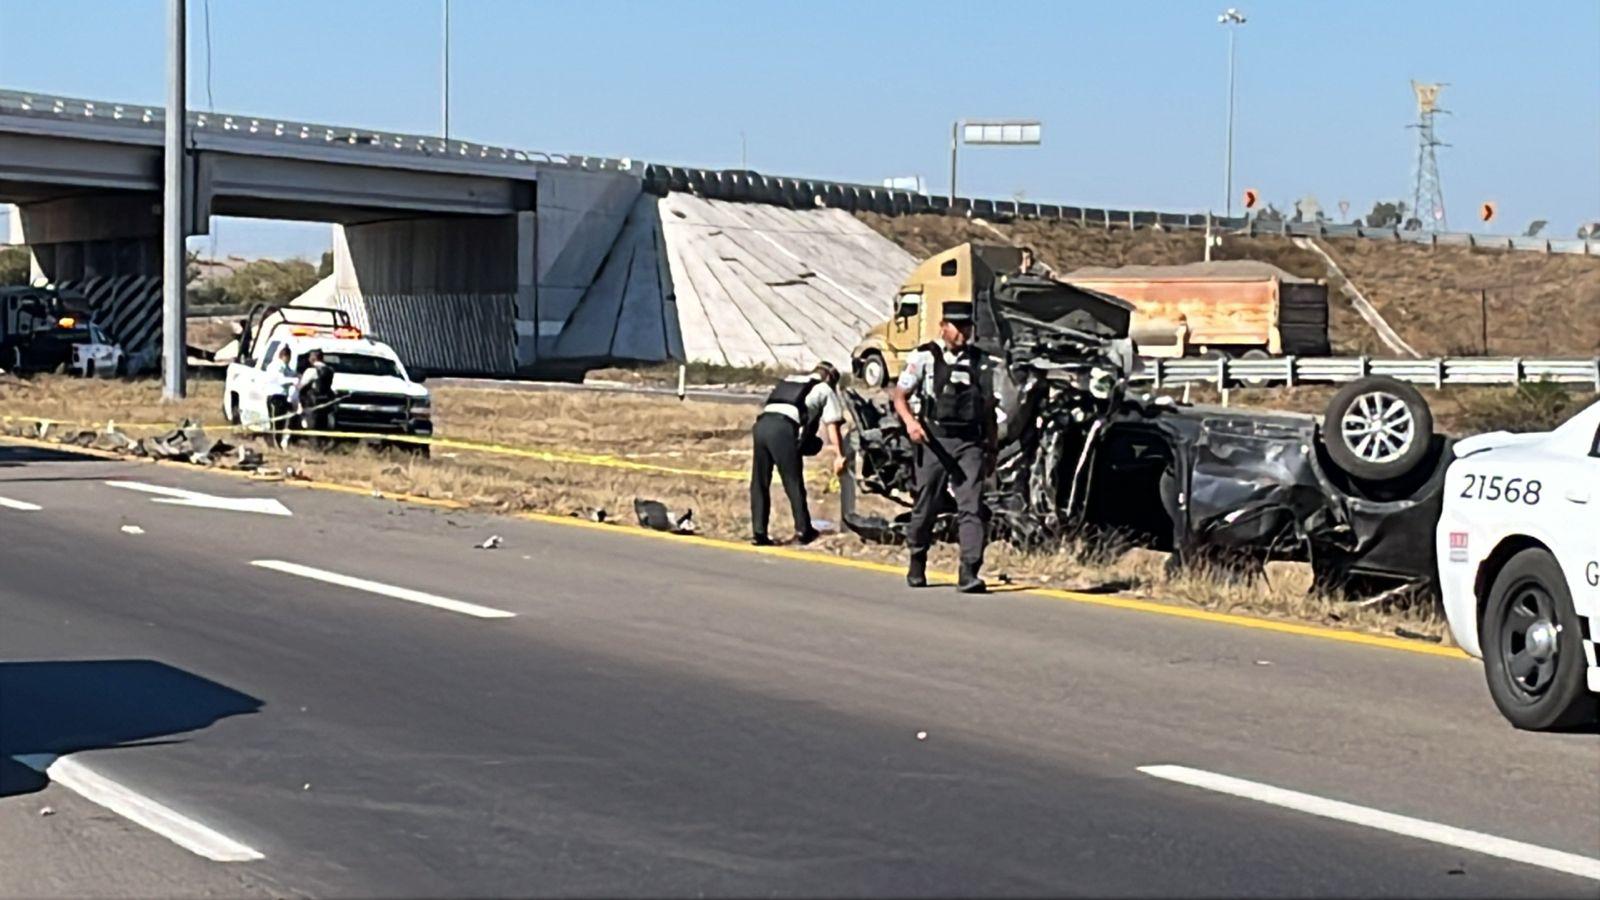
[[1, 440, 1597, 897]]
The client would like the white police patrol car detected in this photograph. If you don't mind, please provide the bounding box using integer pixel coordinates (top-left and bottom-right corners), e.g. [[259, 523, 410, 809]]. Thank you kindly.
[[1436, 398, 1600, 729]]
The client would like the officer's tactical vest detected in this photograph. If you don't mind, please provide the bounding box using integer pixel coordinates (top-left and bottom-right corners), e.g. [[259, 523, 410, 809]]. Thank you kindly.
[[919, 342, 983, 437], [764, 377, 825, 454]]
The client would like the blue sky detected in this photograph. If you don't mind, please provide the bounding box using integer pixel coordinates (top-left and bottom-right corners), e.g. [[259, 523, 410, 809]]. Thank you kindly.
[[2, 0, 1597, 259]]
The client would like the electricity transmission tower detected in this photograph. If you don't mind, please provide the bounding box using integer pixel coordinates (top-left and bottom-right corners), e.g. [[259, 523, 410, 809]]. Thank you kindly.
[[1408, 81, 1450, 231]]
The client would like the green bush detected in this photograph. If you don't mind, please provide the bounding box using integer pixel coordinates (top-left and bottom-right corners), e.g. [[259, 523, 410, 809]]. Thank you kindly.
[[190, 258, 320, 309], [1452, 383, 1586, 434], [0, 246, 30, 286]]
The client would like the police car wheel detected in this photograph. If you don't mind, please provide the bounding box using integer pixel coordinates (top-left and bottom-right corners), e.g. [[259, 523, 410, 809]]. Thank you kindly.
[[859, 353, 888, 389], [1322, 376, 1432, 482], [1481, 548, 1598, 731]]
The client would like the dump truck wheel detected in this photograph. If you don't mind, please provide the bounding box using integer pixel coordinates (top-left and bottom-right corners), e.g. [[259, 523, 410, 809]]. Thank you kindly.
[[1238, 348, 1272, 387], [1322, 376, 1432, 482]]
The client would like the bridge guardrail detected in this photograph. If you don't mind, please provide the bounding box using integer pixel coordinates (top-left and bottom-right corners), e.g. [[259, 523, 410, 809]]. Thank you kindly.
[[5, 87, 1595, 256], [1137, 357, 1600, 391]]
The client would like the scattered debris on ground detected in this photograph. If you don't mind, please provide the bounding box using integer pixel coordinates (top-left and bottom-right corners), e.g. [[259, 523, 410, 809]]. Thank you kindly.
[[634, 498, 696, 534]]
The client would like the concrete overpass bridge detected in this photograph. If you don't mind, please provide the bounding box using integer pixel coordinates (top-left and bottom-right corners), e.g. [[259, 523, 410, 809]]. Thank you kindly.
[[0, 89, 929, 376]]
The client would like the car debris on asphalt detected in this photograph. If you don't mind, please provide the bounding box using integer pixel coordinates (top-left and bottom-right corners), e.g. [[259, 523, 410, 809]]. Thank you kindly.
[[634, 498, 696, 534]]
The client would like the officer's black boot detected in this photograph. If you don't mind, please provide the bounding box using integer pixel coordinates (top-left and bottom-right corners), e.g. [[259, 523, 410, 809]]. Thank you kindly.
[[906, 549, 928, 588], [957, 560, 987, 594]]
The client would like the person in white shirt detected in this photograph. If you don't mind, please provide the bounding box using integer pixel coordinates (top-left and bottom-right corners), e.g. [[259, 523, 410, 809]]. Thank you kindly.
[[750, 361, 846, 546], [268, 345, 297, 430]]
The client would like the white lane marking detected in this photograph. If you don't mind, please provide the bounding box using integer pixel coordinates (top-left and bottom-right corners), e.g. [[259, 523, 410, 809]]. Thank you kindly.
[[250, 559, 516, 619], [105, 480, 292, 517], [18, 755, 263, 862], [1139, 765, 1600, 882], [0, 495, 42, 511]]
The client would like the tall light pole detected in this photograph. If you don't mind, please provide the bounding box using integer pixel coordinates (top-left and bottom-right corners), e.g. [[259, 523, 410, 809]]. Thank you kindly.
[[162, 0, 187, 399], [1218, 8, 1246, 219], [441, 0, 451, 140]]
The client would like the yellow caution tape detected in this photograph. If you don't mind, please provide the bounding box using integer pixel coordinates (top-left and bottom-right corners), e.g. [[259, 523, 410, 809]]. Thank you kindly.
[[0, 413, 760, 483]]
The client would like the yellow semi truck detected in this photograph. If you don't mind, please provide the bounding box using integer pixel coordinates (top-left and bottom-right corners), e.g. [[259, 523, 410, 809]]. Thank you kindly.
[[850, 244, 1330, 386], [850, 243, 1025, 387]]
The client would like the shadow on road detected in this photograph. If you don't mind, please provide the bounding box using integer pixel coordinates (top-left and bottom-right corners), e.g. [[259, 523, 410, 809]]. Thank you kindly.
[[0, 659, 262, 797], [0, 444, 108, 468]]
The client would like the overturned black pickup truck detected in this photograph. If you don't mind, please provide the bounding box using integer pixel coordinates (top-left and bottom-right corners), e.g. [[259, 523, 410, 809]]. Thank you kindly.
[[841, 245, 1450, 592]]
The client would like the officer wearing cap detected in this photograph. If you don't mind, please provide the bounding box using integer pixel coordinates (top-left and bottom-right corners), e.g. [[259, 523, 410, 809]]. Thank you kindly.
[[888, 301, 997, 593], [750, 361, 847, 546]]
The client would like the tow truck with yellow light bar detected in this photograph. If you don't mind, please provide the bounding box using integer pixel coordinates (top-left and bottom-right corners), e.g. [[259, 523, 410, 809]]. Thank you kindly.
[[223, 304, 432, 446]]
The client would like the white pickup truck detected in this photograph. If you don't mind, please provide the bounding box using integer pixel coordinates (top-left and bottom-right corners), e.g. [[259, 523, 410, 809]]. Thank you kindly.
[[223, 305, 432, 444], [1436, 398, 1600, 730]]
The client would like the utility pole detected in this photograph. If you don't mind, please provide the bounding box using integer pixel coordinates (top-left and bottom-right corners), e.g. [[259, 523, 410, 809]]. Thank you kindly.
[[162, 0, 187, 400], [949, 120, 959, 206], [1409, 81, 1450, 231], [1218, 8, 1246, 219], [442, 0, 451, 140]]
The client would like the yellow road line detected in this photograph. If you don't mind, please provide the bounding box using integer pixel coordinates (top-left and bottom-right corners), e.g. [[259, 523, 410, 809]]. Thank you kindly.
[[510, 510, 1469, 660], [0, 433, 1468, 661]]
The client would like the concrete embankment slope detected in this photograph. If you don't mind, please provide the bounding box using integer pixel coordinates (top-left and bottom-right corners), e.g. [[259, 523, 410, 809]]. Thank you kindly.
[[660, 193, 915, 369], [297, 176, 915, 376]]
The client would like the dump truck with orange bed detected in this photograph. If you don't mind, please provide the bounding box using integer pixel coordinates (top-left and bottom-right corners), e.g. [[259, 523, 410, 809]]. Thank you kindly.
[[1063, 260, 1330, 359], [851, 248, 1330, 387]]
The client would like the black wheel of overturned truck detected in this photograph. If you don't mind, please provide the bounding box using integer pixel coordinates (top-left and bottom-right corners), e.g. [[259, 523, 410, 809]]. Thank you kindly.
[[857, 352, 888, 389], [1321, 376, 1432, 482], [1481, 548, 1598, 731]]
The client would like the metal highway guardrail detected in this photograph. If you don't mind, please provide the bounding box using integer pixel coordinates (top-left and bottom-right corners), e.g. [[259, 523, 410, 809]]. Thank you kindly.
[[1137, 356, 1600, 390]]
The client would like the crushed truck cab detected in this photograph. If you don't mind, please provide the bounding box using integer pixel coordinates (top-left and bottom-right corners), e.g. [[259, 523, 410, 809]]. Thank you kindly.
[[223, 305, 432, 441], [1436, 399, 1600, 730]]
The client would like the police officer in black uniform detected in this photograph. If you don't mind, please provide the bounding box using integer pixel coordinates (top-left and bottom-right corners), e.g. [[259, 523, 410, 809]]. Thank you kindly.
[[750, 362, 847, 546], [296, 349, 336, 434], [889, 301, 997, 593]]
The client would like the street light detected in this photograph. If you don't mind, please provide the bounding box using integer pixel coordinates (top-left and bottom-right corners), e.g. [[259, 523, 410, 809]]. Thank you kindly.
[[162, 0, 187, 399], [442, 0, 451, 140], [1218, 7, 1246, 219], [949, 119, 1042, 206]]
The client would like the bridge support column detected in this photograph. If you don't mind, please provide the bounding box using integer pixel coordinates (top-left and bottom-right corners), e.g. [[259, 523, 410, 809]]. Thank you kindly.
[[331, 213, 531, 378]]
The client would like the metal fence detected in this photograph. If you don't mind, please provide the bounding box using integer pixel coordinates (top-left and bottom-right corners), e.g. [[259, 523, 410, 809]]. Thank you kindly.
[[1138, 356, 1600, 391]]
